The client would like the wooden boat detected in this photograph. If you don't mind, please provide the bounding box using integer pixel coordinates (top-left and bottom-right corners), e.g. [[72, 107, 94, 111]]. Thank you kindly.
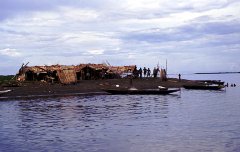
[[195, 80, 225, 85], [0, 90, 12, 95], [183, 85, 224, 90], [103, 88, 180, 95]]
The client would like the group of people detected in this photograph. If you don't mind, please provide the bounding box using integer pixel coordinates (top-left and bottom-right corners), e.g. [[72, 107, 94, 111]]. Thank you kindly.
[[225, 83, 237, 87], [136, 67, 160, 78]]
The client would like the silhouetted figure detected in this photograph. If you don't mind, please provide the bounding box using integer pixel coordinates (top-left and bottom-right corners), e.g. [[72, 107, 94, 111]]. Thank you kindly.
[[147, 68, 151, 77], [143, 67, 147, 77], [178, 74, 181, 81], [230, 83, 236, 87], [138, 68, 142, 78], [157, 68, 160, 77], [153, 67, 157, 78], [133, 66, 138, 78], [226, 83, 229, 87]]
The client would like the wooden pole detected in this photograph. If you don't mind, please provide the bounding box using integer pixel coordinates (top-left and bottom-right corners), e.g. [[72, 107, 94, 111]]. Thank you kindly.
[[166, 59, 168, 75]]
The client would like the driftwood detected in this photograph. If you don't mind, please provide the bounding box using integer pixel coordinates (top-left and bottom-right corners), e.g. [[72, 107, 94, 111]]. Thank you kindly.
[[12, 62, 29, 81]]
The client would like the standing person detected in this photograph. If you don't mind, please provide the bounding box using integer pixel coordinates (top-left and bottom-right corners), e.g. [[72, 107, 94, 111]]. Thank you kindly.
[[156, 67, 160, 77], [153, 67, 157, 78], [147, 68, 151, 77], [139, 68, 142, 78], [178, 73, 181, 81], [132, 66, 138, 78], [143, 67, 147, 77]]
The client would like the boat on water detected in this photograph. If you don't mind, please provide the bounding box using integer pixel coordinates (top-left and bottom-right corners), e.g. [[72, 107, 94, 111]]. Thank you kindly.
[[183, 85, 224, 90], [195, 80, 225, 85], [103, 88, 180, 95]]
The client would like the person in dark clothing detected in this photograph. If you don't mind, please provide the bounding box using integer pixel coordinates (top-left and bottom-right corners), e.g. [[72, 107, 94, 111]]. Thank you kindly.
[[153, 67, 157, 78], [143, 67, 147, 77], [157, 68, 159, 76], [138, 68, 142, 78], [147, 68, 151, 77], [178, 74, 181, 81], [132, 66, 138, 78], [153, 67, 159, 78]]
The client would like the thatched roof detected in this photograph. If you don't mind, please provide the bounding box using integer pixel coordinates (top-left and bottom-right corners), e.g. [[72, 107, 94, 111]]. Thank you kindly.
[[107, 65, 136, 74], [19, 65, 67, 74], [19, 64, 136, 74], [17, 64, 137, 83], [75, 64, 108, 71]]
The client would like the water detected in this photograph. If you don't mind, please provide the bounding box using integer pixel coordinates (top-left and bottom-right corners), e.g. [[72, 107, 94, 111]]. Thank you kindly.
[[0, 74, 240, 152]]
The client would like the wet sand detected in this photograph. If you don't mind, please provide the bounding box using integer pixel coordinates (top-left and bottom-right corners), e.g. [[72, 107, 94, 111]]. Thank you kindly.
[[0, 78, 198, 100]]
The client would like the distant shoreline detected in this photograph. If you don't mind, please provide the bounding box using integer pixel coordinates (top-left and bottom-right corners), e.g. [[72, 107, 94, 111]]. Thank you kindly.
[[194, 72, 240, 74]]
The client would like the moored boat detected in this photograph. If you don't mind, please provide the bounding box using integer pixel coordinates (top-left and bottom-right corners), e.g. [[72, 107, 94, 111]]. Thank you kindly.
[[0, 90, 12, 95], [195, 80, 225, 85], [103, 88, 180, 95], [183, 85, 224, 90]]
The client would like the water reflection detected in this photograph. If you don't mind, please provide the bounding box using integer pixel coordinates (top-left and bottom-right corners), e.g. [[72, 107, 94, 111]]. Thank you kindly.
[[1, 89, 240, 152], [14, 95, 175, 141]]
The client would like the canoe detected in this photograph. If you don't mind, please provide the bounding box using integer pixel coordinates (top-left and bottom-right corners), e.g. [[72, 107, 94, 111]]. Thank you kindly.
[[195, 80, 225, 85], [103, 88, 180, 95], [183, 85, 224, 90], [0, 90, 12, 95]]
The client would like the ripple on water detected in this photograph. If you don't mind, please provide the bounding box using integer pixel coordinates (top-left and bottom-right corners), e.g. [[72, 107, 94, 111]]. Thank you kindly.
[[0, 87, 240, 152]]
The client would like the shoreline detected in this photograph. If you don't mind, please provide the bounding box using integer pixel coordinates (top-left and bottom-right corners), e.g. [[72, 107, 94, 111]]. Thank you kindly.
[[0, 78, 214, 100]]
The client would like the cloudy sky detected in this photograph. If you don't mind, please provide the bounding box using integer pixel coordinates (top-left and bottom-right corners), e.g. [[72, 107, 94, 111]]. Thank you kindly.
[[0, 0, 240, 75]]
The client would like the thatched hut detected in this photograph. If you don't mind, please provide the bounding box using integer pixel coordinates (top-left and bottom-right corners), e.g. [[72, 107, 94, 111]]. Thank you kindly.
[[17, 65, 77, 84], [107, 65, 137, 78], [75, 64, 108, 80], [16, 63, 137, 84]]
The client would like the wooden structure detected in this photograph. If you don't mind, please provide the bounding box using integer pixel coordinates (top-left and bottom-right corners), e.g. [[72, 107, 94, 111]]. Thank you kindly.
[[160, 69, 167, 81], [107, 65, 137, 78], [16, 63, 137, 84], [75, 64, 108, 80], [17, 65, 76, 84], [57, 66, 77, 84]]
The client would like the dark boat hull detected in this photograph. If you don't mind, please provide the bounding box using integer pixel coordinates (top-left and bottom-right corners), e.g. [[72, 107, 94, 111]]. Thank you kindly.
[[195, 80, 225, 85], [183, 85, 224, 90], [103, 89, 180, 95]]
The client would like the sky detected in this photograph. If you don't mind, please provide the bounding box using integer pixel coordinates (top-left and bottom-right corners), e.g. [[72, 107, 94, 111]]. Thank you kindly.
[[0, 0, 240, 75]]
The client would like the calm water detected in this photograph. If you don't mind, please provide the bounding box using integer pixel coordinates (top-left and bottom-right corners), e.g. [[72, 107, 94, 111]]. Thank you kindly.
[[0, 74, 240, 152]]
